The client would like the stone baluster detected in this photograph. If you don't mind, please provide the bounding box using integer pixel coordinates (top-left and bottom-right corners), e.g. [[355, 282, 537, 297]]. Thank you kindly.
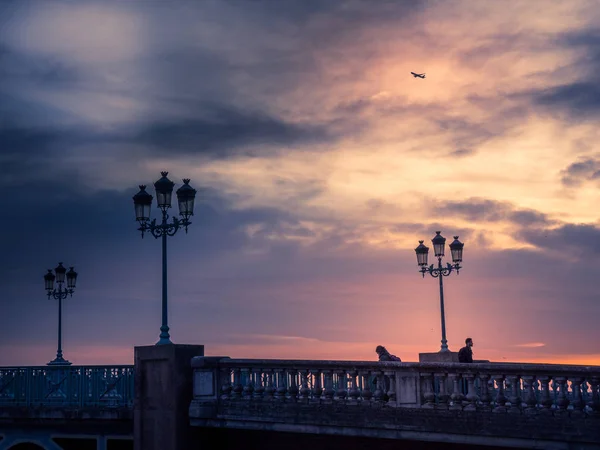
[[492, 375, 507, 413], [299, 369, 311, 402], [263, 369, 275, 400], [555, 377, 569, 412], [219, 368, 232, 400], [311, 370, 323, 403], [448, 373, 463, 411], [582, 379, 591, 408], [242, 368, 254, 399], [287, 370, 299, 402], [274, 369, 287, 401], [421, 373, 435, 408], [463, 373, 479, 411], [506, 375, 521, 413], [435, 373, 449, 409], [253, 369, 265, 400], [323, 370, 335, 403], [478, 374, 491, 411], [589, 377, 600, 414], [359, 370, 373, 402], [231, 368, 243, 400], [570, 377, 585, 415], [373, 371, 385, 402], [537, 376, 553, 414], [347, 371, 359, 404], [521, 375, 537, 413], [385, 370, 396, 405], [336, 370, 348, 401]]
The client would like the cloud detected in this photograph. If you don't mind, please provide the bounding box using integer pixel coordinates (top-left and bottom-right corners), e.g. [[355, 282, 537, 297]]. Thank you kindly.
[[559, 157, 600, 187], [433, 198, 552, 227], [515, 28, 600, 120], [518, 223, 600, 257], [134, 104, 334, 157], [514, 342, 546, 348], [3, 0, 600, 366], [534, 82, 600, 118]]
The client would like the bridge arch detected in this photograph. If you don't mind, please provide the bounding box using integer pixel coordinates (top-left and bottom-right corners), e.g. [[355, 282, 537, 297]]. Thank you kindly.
[[7, 444, 47, 450], [0, 437, 61, 450]]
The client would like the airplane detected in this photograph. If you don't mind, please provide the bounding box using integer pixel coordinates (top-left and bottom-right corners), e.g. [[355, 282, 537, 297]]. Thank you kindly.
[[411, 72, 426, 79]]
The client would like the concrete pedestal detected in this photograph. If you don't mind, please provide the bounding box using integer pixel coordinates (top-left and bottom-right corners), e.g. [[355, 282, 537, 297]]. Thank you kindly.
[[418, 351, 459, 362], [134, 344, 204, 450]]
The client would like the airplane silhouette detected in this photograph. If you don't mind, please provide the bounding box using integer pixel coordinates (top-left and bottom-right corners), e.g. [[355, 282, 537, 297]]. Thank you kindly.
[[411, 72, 426, 79]]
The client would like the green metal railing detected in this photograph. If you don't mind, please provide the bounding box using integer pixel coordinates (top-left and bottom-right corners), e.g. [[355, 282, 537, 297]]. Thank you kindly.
[[0, 365, 134, 408]]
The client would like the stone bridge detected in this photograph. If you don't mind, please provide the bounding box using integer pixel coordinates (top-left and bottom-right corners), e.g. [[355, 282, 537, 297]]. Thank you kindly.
[[187, 356, 600, 450], [1, 344, 600, 450], [0, 365, 134, 450]]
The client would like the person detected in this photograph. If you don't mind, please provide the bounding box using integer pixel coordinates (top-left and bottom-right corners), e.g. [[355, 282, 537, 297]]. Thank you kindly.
[[375, 345, 401, 362], [458, 337, 474, 363]]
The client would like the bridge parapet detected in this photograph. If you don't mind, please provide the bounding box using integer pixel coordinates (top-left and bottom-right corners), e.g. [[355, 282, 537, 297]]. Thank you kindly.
[[191, 359, 600, 413], [0, 365, 134, 420], [190, 358, 600, 448]]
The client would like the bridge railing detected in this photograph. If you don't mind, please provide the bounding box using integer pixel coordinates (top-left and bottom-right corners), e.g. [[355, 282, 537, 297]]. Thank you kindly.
[[190, 358, 600, 417], [0, 365, 134, 408]]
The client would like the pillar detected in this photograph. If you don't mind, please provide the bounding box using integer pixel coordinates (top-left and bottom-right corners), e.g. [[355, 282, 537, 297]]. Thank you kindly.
[[134, 344, 204, 450]]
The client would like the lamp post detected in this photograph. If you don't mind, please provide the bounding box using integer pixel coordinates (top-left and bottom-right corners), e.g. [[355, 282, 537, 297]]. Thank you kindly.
[[132, 171, 197, 345], [44, 262, 78, 366], [415, 231, 464, 353]]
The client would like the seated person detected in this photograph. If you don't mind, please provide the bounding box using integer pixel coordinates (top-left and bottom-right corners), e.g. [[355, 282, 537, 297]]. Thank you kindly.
[[375, 345, 401, 361]]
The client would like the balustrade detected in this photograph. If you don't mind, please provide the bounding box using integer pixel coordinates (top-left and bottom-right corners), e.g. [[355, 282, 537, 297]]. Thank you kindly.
[[195, 359, 600, 417], [0, 366, 134, 408]]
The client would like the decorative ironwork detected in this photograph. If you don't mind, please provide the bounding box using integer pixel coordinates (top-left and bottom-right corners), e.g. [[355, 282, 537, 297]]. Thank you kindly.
[[44, 262, 78, 365], [133, 172, 197, 345], [415, 232, 464, 352], [0, 366, 134, 408]]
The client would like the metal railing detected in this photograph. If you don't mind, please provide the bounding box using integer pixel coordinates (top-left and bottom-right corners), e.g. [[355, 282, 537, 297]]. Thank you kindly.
[[0, 366, 134, 408]]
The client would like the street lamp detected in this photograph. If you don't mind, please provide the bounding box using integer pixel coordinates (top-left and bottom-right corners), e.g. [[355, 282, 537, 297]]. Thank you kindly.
[[415, 231, 464, 353], [44, 262, 78, 366], [132, 171, 197, 345]]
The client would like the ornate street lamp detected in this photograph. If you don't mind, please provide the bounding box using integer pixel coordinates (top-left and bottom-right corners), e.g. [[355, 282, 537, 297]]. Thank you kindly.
[[133, 171, 197, 345], [415, 231, 464, 353], [44, 262, 78, 365]]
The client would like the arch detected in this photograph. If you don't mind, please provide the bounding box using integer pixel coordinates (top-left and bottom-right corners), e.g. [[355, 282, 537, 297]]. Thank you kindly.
[[8, 444, 46, 450]]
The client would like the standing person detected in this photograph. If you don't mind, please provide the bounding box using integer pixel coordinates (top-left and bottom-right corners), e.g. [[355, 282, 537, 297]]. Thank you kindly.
[[458, 337, 474, 363]]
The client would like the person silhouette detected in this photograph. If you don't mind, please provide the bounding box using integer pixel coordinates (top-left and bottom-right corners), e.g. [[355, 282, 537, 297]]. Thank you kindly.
[[458, 337, 474, 363]]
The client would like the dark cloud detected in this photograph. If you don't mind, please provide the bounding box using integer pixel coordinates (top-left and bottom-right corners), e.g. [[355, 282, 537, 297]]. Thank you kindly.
[[0, 44, 81, 86], [434, 117, 495, 157], [434, 198, 552, 227], [534, 82, 600, 118], [3, 0, 600, 364], [518, 223, 600, 257], [560, 157, 600, 187], [449, 148, 474, 157], [522, 28, 600, 119], [135, 105, 333, 157]]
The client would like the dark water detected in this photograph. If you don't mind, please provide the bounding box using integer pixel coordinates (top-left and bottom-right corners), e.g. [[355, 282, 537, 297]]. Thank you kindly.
[[195, 428, 525, 450]]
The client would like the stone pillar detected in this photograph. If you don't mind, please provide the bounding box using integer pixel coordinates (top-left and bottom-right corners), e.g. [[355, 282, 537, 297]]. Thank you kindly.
[[134, 343, 204, 450]]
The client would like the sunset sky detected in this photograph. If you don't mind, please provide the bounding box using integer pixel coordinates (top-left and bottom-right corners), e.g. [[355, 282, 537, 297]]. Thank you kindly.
[[2, 0, 600, 366]]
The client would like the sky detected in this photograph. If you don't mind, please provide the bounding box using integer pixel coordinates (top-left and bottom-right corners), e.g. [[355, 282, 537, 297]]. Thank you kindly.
[[2, 0, 600, 366]]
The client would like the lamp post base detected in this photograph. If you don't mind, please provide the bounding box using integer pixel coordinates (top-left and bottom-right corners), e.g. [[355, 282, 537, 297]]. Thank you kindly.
[[419, 351, 458, 362], [47, 357, 72, 366]]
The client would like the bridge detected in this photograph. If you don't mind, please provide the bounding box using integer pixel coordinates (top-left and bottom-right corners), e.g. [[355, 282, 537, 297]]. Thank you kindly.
[[1, 345, 599, 450]]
